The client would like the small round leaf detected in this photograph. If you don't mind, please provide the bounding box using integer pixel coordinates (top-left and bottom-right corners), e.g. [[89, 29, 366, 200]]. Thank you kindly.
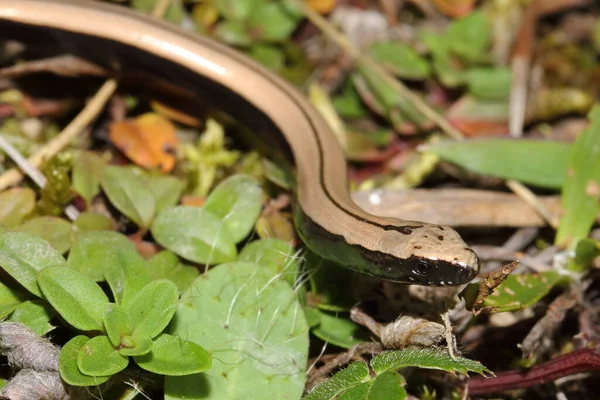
[[77, 335, 129, 376], [38, 266, 109, 332], [152, 206, 237, 265], [59, 336, 110, 387], [134, 333, 211, 375]]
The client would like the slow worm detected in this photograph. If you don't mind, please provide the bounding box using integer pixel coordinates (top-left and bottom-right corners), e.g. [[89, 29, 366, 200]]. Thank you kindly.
[[0, 0, 480, 286]]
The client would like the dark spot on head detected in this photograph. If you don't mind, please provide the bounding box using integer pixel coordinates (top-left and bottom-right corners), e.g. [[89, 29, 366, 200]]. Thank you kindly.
[[437, 235, 443, 241], [414, 245, 422, 250], [424, 235, 428, 238], [399, 227, 413, 235], [438, 226, 445, 230], [453, 257, 458, 261]]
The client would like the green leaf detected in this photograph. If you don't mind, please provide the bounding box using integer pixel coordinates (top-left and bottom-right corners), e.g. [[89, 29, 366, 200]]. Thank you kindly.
[[249, 44, 285, 71], [146, 175, 185, 214], [8, 300, 54, 335], [371, 348, 490, 376], [119, 334, 153, 357], [204, 174, 264, 243], [104, 303, 133, 347], [215, 20, 253, 46], [556, 105, 600, 248], [73, 212, 114, 232], [422, 139, 571, 189], [15, 216, 72, 254], [368, 371, 407, 400], [303, 362, 370, 400], [0, 188, 35, 228], [68, 231, 139, 282], [239, 238, 297, 273], [332, 80, 366, 119], [0, 232, 67, 297], [37, 266, 109, 332], [312, 309, 365, 349], [214, 0, 261, 21], [77, 335, 129, 376], [147, 251, 199, 293], [248, 2, 299, 42], [166, 262, 308, 400], [100, 166, 156, 229], [337, 382, 371, 400], [482, 270, 568, 313], [59, 336, 110, 387], [72, 151, 106, 208], [369, 42, 431, 80], [135, 333, 211, 375], [152, 206, 237, 265], [0, 281, 26, 319], [464, 67, 512, 100], [126, 279, 179, 339], [131, 0, 186, 23], [447, 11, 491, 62], [104, 244, 152, 307], [567, 238, 600, 272]]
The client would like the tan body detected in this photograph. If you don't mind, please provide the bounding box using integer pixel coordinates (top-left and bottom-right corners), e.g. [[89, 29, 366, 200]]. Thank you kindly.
[[0, 0, 479, 286]]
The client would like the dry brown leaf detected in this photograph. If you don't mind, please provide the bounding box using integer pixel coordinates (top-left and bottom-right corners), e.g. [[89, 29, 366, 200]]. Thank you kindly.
[[432, 0, 476, 18], [307, 0, 336, 14], [109, 112, 179, 173]]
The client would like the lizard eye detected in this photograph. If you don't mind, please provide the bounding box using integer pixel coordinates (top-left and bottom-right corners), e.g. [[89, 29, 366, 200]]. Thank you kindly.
[[412, 261, 429, 277]]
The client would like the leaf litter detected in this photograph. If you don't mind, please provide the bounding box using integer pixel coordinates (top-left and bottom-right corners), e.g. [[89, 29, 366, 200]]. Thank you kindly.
[[0, 0, 599, 399]]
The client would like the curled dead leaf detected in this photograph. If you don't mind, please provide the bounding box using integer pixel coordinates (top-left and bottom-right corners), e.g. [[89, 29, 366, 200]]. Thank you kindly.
[[109, 112, 179, 173]]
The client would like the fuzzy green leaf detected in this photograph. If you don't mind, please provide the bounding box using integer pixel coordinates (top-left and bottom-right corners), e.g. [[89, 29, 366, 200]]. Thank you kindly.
[[0, 188, 35, 228], [166, 261, 308, 400], [482, 270, 568, 313], [15, 216, 72, 254], [100, 166, 156, 229], [368, 371, 407, 400], [146, 175, 185, 214], [104, 303, 133, 347], [556, 105, 600, 247], [104, 244, 152, 307], [59, 336, 110, 387], [119, 334, 153, 357], [147, 250, 199, 292], [8, 300, 54, 336], [37, 266, 109, 332], [0, 232, 66, 297], [134, 333, 211, 375], [0, 281, 27, 318], [423, 139, 571, 189], [447, 11, 491, 62], [152, 206, 237, 265], [369, 42, 430, 80], [312, 310, 365, 349], [204, 174, 264, 243], [77, 335, 128, 376], [464, 67, 512, 100], [303, 362, 370, 400], [72, 151, 106, 208], [239, 238, 297, 273], [68, 231, 139, 282], [73, 212, 114, 232], [371, 348, 491, 376], [126, 279, 179, 339], [248, 2, 299, 42]]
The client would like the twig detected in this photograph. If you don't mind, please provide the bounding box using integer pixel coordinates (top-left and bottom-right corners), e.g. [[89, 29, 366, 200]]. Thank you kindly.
[[468, 347, 600, 395], [506, 180, 559, 229], [0, 79, 117, 191], [0, 134, 80, 221]]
